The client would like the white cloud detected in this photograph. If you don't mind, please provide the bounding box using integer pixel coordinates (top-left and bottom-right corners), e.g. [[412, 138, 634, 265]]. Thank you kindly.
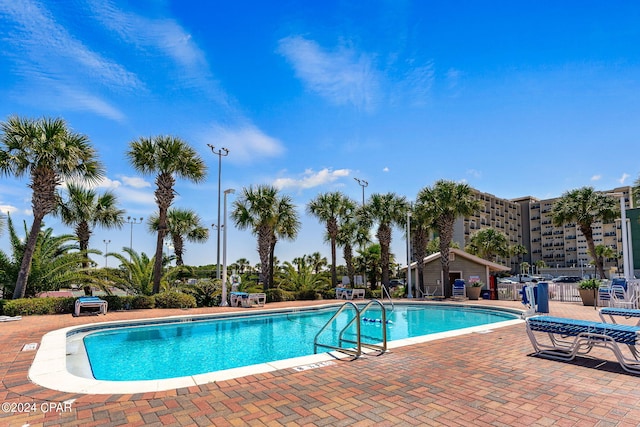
[[278, 36, 381, 111], [0, 0, 141, 90], [120, 176, 152, 189], [0, 205, 19, 215], [591, 174, 602, 181], [619, 173, 630, 184], [383, 167, 390, 172], [203, 124, 285, 164], [273, 168, 351, 190]]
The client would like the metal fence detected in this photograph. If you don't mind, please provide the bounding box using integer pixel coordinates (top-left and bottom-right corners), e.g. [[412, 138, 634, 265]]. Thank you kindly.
[[496, 282, 581, 303]]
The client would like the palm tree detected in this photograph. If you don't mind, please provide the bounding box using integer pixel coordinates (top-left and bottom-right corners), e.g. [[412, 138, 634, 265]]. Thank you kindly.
[[336, 215, 359, 285], [593, 244, 616, 278], [126, 135, 207, 294], [56, 182, 125, 268], [104, 248, 157, 295], [231, 185, 300, 291], [410, 201, 435, 296], [510, 244, 528, 279], [465, 227, 510, 262], [234, 258, 251, 274], [306, 252, 328, 274], [362, 193, 409, 290], [551, 187, 618, 280], [268, 195, 300, 289], [307, 192, 355, 287], [148, 207, 209, 266], [0, 215, 98, 297], [0, 116, 104, 299], [417, 180, 482, 298]]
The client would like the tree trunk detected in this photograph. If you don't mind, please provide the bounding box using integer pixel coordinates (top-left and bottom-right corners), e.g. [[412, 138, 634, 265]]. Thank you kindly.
[[13, 215, 44, 299]]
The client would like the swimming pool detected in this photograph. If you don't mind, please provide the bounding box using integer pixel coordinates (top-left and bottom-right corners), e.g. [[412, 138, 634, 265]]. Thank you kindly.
[[30, 302, 523, 394]]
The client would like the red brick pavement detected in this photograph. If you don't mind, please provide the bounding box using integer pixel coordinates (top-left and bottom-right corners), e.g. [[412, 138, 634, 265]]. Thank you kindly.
[[2, 300, 640, 426]]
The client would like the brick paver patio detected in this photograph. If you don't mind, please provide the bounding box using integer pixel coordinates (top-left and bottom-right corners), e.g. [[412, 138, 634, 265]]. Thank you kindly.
[[2, 299, 640, 426]]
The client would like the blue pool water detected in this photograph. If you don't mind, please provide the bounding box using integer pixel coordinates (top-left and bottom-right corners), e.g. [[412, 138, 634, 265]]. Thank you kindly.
[[82, 304, 518, 381]]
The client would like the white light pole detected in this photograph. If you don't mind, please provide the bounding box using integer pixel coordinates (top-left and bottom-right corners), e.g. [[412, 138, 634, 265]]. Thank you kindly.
[[103, 239, 111, 268], [221, 188, 235, 307], [125, 216, 143, 261], [354, 177, 368, 286], [406, 209, 413, 298], [605, 192, 631, 280], [208, 144, 229, 280]]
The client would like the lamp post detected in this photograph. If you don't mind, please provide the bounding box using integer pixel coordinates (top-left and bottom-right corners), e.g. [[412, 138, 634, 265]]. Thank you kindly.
[[103, 239, 111, 268], [406, 209, 413, 298], [208, 144, 229, 280], [354, 177, 368, 287], [220, 188, 236, 306], [125, 216, 143, 261], [605, 192, 631, 280]]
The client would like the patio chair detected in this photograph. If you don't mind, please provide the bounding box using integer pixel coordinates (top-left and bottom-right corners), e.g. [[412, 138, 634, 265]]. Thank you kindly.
[[74, 296, 108, 317], [598, 285, 612, 307], [526, 315, 640, 374], [611, 285, 636, 309], [599, 307, 640, 326], [248, 293, 266, 307], [452, 279, 466, 299], [230, 292, 250, 307]]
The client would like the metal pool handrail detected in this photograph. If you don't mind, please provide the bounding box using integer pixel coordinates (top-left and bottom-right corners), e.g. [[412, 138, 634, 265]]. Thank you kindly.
[[340, 299, 387, 355], [313, 301, 361, 357]]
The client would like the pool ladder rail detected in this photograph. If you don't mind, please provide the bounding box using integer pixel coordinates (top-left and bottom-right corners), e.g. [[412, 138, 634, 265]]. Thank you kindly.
[[313, 300, 388, 358]]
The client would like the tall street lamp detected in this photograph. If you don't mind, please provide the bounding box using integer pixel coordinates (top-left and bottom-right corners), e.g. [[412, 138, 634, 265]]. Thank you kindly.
[[221, 188, 236, 306], [208, 144, 229, 279], [406, 208, 413, 298], [125, 216, 143, 261], [605, 192, 631, 279], [354, 177, 368, 287], [103, 239, 111, 268]]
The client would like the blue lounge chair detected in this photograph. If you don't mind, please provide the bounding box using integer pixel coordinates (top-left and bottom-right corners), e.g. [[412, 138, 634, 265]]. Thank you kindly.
[[74, 296, 108, 316], [599, 307, 640, 326], [526, 315, 640, 374]]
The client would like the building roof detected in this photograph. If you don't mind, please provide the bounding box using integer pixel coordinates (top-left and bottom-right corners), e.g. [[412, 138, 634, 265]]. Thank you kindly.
[[408, 248, 510, 272]]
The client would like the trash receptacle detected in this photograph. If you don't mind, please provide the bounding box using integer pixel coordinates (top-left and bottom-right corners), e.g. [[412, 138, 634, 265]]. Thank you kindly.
[[536, 282, 549, 313], [481, 290, 491, 299]]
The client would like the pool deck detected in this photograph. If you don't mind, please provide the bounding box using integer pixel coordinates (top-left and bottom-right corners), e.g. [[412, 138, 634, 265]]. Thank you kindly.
[[2, 299, 640, 426]]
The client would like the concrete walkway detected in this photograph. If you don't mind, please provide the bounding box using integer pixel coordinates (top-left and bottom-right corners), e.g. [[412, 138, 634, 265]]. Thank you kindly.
[[2, 299, 640, 426]]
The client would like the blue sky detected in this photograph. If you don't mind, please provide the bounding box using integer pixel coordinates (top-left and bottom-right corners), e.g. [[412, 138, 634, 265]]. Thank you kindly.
[[1, 0, 639, 268]]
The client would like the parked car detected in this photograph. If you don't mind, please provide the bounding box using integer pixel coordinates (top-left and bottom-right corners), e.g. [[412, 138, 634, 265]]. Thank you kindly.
[[552, 276, 582, 283]]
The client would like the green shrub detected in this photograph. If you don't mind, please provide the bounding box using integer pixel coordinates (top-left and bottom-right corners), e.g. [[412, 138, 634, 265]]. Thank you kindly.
[[579, 278, 600, 290], [295, 289, 319, 300], [131, 295, 155, 309], [153, 291, 197, 309], [320, 289, 337, 299], [3, 297, 83, 316], [266, 288, 295, 303]]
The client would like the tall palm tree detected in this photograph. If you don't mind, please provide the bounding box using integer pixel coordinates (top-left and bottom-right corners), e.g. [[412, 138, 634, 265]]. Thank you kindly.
[[268, 194, 300, 289], [148, 207, 209, 266], [465, 227, 510, 262], [594, 244, 616, 279], [418, 180, 482, 298], [307, 192, 355, 287], [0, 116, 104, 299], [231, 185, 300, 291], [126, 135, 207, 294], [306, 252, 328, 274], [362, 193, 408, 290], [56, 182, 125, 267], [410, 201, 435, 296], [551, 187, 618, 280], [336, 215, 359, 285]]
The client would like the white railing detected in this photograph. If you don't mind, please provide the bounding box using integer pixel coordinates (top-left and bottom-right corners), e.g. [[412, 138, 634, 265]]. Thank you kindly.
[[496, 282, 581, 303]]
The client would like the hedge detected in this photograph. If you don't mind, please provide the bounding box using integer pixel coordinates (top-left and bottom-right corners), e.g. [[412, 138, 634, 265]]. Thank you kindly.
[[153, 291, 197, 309]]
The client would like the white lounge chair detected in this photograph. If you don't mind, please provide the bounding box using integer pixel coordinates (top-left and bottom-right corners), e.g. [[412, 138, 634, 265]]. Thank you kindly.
[[611, 285, 636, 309], [230, 292, 249, 307], [599, 307, 640, 326], [248, 293, 266, 306]]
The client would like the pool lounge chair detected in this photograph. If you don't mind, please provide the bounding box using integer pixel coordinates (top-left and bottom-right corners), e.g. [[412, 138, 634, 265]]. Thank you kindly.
[[248, 293, 266, 307], [74, 296, 108, 317], [610, 285, 637, 309], [599, 307, 640, 326], [525, 315, 640, 374], [230, 292, 250, 307]]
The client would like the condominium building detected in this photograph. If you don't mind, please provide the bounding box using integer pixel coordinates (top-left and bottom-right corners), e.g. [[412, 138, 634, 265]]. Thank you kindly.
[[453, 186, 634, 275]]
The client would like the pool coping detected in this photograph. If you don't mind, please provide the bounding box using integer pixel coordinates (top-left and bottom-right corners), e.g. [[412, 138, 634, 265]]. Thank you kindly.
[[28, 301, 525, 394]]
